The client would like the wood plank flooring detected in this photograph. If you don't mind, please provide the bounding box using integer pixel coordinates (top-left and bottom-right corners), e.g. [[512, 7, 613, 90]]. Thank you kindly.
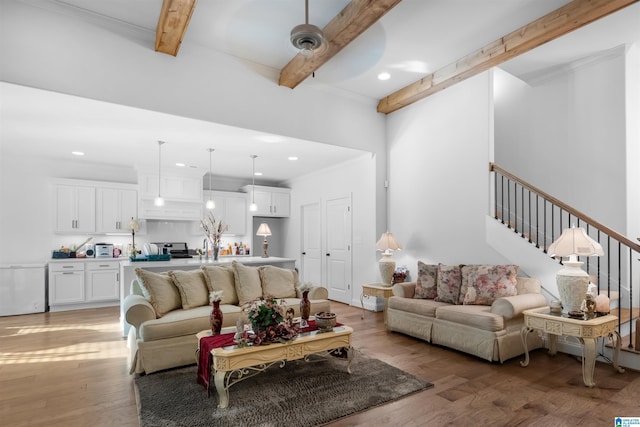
[[1, 303, 639, 426]]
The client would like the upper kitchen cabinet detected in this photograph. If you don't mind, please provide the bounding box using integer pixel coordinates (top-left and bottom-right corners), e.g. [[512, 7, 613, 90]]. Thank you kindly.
[[138, 172, 203, 221], [139, 173, 202, 203], [209, 191, 247, 235], [96, 185, 138, 233], [54, 183, 96, 233], [242, 185, 290, 217]]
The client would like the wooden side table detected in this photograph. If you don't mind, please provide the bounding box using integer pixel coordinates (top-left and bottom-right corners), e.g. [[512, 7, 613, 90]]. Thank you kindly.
[[520, 307, 625, 387], [361, 283, 394, 324]]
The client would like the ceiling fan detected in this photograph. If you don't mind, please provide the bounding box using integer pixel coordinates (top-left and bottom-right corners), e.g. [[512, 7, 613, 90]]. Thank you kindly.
[[290, 0, 326, 57]]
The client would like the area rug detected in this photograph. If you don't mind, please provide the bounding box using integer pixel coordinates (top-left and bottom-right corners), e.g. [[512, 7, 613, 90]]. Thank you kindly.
[[134, 351, 433, 427]]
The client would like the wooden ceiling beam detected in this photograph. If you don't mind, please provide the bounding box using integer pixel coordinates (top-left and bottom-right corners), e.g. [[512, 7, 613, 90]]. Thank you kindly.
[[155, 0, 198, 56], [279, 0, 402, 89], [377, 0, 639, 114]]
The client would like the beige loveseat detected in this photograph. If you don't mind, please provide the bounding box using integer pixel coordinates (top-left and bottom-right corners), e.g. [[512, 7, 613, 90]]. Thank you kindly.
[[387, 263, 548, 363], [124, 260, 330, 374]]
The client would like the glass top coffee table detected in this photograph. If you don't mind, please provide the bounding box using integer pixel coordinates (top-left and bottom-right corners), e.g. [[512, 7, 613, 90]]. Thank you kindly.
[[197, 325, 354, 408]]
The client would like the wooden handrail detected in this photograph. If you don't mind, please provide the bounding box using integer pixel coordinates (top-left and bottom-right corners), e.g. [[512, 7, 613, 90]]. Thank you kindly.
[[490, 162, 640, 253]]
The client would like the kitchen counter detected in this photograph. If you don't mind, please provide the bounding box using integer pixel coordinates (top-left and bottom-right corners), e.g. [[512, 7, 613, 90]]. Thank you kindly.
[[119, 256, 296, 336], [118, 256, 295, 269]]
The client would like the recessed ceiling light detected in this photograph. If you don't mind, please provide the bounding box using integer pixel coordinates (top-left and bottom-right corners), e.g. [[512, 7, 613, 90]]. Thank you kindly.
[[254, 172, 263, 176], [176, 163, 186, 167], [378, 72, 391, 81], [288, 156, 298, 161], [72, 151, 84, 156]]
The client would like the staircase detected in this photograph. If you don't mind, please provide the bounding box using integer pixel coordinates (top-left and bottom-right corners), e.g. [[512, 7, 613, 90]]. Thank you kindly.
[[488, 163, 640, 358]]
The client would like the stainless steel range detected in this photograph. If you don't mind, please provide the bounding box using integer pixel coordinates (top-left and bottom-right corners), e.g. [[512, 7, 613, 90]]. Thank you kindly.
[[151, 242, 193, 258]]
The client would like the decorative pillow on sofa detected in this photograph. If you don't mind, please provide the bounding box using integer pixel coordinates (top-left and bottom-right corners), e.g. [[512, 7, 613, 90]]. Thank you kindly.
[[460, 265, 519, 305], [231, 261, 263, 305], [135, 268, 182, 318], [414, 261, 437, 299], [201, 265, 238, 305], [258, 265, 298, 299], [168, 270, 209, 310], [434, 264, 462, 304]]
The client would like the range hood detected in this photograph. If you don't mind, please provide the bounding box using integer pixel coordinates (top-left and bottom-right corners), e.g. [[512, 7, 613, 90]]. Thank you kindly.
[[139, 199, 202, 221]]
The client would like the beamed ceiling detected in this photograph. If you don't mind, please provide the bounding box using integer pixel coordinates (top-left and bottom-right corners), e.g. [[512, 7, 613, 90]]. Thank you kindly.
[[155, 0, 639, 114]]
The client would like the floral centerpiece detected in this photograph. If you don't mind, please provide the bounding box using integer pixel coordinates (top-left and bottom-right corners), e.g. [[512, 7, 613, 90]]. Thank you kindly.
[[201, 213, 228, 260], [393, 266, 409, 284], [243, 296, 299, 346]]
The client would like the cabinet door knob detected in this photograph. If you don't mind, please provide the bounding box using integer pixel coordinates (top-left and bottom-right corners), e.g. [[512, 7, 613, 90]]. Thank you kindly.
[[326, 253, 330, 256], [302, 252, 306, 255]]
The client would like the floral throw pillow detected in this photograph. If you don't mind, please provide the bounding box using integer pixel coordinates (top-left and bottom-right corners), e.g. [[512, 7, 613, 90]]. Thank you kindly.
[[461, 265, 519, 305], [434, 264, 462, 304], [414, 261, 437, 299]]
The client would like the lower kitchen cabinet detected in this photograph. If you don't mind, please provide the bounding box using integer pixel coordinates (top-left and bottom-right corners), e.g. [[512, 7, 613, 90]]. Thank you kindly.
[[86, 261, 120, 301], [49, 263, 85, 305], [48, 260, 120, 311]]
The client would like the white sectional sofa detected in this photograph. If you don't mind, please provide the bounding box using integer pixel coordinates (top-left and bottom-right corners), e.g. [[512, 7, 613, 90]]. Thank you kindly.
[[387, 263, 548, 363]]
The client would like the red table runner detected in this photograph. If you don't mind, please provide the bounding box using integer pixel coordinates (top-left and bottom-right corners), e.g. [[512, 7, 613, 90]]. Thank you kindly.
[[197, 320, 343, 395]]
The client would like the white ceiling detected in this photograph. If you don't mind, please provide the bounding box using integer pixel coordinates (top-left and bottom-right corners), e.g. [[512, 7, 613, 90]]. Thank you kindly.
[[2, 0, 639, 182]]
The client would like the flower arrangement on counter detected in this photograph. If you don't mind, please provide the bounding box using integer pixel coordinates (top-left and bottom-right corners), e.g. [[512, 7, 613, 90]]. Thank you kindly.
[[243, 295, 299, 346], [201, 213, 228, 252]]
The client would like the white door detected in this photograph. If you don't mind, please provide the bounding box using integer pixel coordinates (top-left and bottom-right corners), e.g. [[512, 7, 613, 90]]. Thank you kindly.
[[326, 197, 352, 304], [301, 202, 322, 286]]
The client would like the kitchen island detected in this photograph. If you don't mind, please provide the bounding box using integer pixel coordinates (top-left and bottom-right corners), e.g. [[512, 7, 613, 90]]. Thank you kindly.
[[119, 256, 296, 335]]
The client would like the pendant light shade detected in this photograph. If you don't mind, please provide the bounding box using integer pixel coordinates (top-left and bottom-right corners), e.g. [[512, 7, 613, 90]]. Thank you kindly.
[[249, 155, 258, 212], [154, 141, 166, 207], [205, 148, 215, 210]]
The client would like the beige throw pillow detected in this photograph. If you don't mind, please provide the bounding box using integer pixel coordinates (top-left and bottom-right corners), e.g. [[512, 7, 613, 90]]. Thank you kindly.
[[231, 261, 263, 305], [258, 265, 298, 299], [201, 265, 238, 305], [134, 268, 182, 318], [414, 261, 437, 299], [168, 270, 209, 310]]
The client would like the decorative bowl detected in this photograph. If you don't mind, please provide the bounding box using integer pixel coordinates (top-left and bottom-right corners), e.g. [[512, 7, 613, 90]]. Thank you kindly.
[[315, 312, 337, 332]]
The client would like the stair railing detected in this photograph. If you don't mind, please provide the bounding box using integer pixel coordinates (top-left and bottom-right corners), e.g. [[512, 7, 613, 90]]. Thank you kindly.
[[490, 163, 640, 349]]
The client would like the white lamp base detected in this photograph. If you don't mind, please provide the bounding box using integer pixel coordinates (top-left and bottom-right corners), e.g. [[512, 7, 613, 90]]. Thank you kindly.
[[556, 260, 589, 313], [378, 252, 395, 287]]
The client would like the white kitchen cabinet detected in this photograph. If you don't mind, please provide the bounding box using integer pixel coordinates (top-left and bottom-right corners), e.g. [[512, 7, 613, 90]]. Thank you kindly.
[[85, 261, 119, 301], [139, 173, 202, 203], [48, 260, 120, 311], [210, 191, 247, 235], [54, 184, 96, 233], [49, 262, 85, 305], [96, 186, 137, 233], [243, 185, 290, 217]]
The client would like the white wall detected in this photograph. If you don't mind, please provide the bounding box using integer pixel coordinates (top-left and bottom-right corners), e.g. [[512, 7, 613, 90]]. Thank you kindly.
[[494, 47, 628, 233], [626, 43, 640, 245], [385, 72, 511, 277], [284, 154, 378, 307], [0, 0, 385, 155]]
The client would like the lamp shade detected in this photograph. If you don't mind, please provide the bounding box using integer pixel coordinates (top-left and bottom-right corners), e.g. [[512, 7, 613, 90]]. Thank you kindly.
[[547, 226, 604, 258], [376, 232, 402, 252], [256, 223, 272, 237], [129, 218, 139, 232]]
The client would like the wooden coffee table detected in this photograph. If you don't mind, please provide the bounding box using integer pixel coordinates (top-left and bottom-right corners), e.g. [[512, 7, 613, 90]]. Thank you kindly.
[[197, 325, 354, 408]]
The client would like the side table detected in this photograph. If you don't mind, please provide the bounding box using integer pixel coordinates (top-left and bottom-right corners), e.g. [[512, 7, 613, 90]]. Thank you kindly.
[[361, 283, 394, 324], [520, 307, 625, 387]]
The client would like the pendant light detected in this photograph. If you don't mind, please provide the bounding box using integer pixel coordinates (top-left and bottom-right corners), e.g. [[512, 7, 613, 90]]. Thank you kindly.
[[249, 155, 258, 212], [154, 141, 166, 207], [205, 148, 215, 210]]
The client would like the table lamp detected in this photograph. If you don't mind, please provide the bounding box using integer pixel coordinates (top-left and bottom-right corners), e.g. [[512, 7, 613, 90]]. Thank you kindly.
[[547, 225, 603, 313], [129, 217, 140, 259], [376, 232, 402, 287], [256, 223, 272, 258]]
